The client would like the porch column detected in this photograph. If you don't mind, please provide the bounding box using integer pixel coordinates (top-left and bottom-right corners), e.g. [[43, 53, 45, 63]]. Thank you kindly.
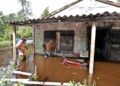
[[13, 25, 17, 65], [89, 22, 96, 74], [32, 27, 35, 55], [88, 74, 93, 86], [56, 32, 60, 50], [56, 32, 60, 54]]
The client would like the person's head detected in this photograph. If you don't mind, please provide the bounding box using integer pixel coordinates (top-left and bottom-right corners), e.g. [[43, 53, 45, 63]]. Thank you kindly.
[[49, 40, 54, 43], [21, 36, 26, 42]]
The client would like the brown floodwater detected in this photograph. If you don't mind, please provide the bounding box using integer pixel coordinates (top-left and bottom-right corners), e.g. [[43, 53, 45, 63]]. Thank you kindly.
[[0, 48, 12, 67], [0, 47, 120, 86], [32, 56, 120, 86]]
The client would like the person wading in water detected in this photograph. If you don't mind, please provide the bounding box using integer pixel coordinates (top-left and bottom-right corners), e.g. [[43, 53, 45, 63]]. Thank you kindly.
[[16, 36, 28, 63]]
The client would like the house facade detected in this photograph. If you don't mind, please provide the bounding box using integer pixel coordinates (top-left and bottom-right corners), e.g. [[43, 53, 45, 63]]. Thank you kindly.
[[33, 22, 88, 57], [32, 19, 120, 60], [31, 0, 120, 60]]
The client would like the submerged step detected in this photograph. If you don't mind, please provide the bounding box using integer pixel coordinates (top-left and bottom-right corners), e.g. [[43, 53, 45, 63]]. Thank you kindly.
[[13, 71, 32, 76]]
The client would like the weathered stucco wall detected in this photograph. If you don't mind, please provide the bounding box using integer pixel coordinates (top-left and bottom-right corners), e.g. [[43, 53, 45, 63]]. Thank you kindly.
[[33, 22, 87, 55], [34, 28, 44, 54]]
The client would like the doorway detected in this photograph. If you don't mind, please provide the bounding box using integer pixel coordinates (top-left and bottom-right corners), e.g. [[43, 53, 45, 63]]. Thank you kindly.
[[87, 26, 111, 60], [95, 28, 107, 59]]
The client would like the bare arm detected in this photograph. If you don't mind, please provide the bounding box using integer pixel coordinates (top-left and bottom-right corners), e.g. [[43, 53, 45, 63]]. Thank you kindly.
[[15, 44, 20, 49], [54, 44, 60, 53]]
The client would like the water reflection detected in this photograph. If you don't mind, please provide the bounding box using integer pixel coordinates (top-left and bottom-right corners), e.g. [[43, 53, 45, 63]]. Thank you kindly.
[[88, 74, 93, 86]]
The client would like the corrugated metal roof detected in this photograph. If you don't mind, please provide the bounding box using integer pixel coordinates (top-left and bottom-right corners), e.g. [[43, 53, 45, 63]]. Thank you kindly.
[[46, 0, 120, 18], [5, 11, 120, 26], [5, 0, 120, 26]]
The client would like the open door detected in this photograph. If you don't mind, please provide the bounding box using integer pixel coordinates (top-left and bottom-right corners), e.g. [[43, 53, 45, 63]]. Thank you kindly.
[[87, 26, 112, 60]]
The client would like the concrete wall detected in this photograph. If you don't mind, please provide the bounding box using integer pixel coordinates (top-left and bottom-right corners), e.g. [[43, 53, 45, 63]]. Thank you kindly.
[[34, 28, 44, 54], [33, 22, 87, 55]]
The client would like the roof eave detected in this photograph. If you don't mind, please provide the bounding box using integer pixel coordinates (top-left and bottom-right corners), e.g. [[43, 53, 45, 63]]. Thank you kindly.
[[96, 0, 120, 7]]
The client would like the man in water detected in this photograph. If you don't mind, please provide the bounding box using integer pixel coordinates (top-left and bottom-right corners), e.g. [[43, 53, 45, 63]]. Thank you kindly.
[[43, 40, 58, 57], [16, 36, 27, 62]]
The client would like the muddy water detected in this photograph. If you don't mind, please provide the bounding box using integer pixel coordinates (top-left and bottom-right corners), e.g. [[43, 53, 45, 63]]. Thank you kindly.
[[33, 55, 120, 86], [34, 56, 88, 82], [92, 62, 120, 86], [0, 48, 12, 67], [0, 45, 33, 67], [0, 47, 120, 86]]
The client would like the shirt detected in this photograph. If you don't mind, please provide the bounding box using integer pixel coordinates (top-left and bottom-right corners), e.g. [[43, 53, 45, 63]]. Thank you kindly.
[[16, 40, 26, 55]]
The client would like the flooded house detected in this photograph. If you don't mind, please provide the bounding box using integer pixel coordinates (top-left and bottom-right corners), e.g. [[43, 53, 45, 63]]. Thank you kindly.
[[32, 0, 120, 61], [4, 0, 120, 86], [6, 0, 120, 74]]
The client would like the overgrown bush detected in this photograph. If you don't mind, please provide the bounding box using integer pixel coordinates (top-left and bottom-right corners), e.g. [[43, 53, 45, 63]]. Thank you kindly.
[[0, 65, 24, 86]]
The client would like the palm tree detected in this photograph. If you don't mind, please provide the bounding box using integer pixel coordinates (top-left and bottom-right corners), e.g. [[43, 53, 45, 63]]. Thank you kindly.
[[17, 0, 26, 14], [17, 0, 32, 19]]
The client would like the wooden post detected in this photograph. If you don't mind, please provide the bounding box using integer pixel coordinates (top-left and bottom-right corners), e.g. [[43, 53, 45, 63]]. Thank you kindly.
[[88, 74, 93, 86], [56, 32, 60, 50], [35, 65, 37, 75], [13, 25, 17, 65], [55, 32, 60, 56], [89, 22, 96, 74], [32, 27, 35, 55]]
